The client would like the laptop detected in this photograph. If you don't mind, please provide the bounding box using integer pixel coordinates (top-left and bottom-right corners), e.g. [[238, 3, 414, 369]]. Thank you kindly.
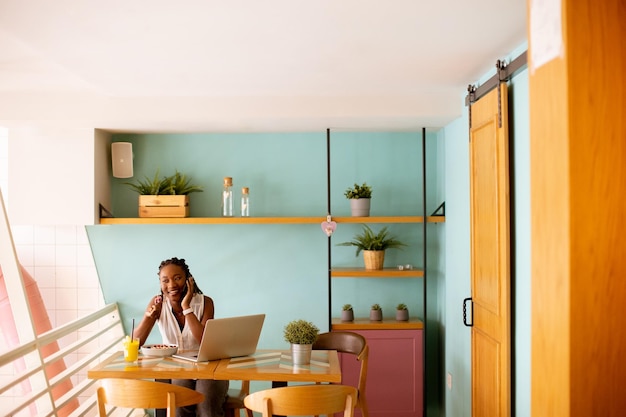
[[173, 314, 265, 362]]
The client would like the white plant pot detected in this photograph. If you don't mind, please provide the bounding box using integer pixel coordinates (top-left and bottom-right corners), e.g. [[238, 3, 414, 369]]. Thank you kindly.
[[349, 198, 371, 216], [291, 343, 313, 365]]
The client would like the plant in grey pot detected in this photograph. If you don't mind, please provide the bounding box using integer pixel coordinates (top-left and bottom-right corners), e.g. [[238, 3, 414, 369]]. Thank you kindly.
[[337, 225, 407, 270], [283, 319, 320, 365], [341, 304, 354, 322], [370, 303, 383, 321], [396, 303, 409, 321], [344, 182, 372, 216]]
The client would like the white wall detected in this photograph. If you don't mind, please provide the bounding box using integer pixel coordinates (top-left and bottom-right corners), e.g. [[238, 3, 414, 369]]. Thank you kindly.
[[2, 126, 108, 327], [1, 127, 106, 411], [8, 127, 98, 225], [3, 126, 106, 326], [0, 128, 7, 197]]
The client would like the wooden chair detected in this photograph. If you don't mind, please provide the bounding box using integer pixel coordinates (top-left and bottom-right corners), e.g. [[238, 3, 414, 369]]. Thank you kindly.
[[244, 384, 357, 417], [224, 380, 253, 417], [313, 331, 370, 417], [96, 378, 204, 417]]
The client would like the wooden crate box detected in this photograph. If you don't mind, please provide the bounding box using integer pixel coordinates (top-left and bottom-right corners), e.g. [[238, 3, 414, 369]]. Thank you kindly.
[[138, 195, 189, 218]]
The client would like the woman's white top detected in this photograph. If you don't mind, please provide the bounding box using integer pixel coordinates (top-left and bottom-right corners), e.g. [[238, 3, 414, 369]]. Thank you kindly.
[[157, 293, 204, 350]]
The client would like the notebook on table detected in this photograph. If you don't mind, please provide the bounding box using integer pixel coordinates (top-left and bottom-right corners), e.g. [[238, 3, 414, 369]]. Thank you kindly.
[[172, 314, 265, 363]]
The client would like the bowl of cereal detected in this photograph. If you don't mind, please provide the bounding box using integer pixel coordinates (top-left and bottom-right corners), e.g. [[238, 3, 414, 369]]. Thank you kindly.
[[141, 344, 178, 357]]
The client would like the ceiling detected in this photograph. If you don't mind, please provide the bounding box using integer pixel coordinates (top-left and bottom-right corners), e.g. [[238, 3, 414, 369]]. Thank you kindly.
[[0, 1, 527, 133]]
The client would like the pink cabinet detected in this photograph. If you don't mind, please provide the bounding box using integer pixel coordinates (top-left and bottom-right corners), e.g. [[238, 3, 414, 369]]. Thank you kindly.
[[334, 327, 423, 417]]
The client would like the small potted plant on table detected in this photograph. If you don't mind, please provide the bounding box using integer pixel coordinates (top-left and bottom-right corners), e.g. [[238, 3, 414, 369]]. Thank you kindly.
[[283, 319, 320, 365], [344, 182, 372, 216]]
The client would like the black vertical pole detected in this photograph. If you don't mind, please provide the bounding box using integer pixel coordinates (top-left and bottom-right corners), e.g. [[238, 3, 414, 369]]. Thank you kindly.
[[327, 128, 332, 331], [421, 127, 428, 417]]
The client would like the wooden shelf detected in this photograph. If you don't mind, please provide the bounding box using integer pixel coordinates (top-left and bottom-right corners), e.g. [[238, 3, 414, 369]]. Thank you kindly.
[[331, 317, 424, 330], [331, 216, 443, 224], [427, 216, 445, 223], [330, 267, 424, 278], [99, 216, 324, 225], [99, 215, 445, 225]]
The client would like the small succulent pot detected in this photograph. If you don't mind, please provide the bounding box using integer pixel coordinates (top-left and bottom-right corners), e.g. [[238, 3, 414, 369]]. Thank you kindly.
[[396, 308, 409, 321], [396, 303, 409, 321], [369, 304, 383, 321], [341, 309, 354, 322]]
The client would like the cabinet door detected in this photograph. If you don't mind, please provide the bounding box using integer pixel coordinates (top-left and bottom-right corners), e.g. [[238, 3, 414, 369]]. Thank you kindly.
[[337, 329, 423, 417]]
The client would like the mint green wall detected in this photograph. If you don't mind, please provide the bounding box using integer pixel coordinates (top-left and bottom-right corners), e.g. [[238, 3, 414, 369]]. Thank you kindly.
[[510, 65, 531, 417], [441, 112, 471, 417], [86, 130, 445, 413], [110, 132, 327, 218], [441, 45, 530, 417]]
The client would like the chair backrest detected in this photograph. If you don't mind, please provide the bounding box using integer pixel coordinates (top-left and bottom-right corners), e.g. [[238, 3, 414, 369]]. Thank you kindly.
[[313, 331, 369, 401], [96, 378, 205, 417], [244, 384, 357, 417]]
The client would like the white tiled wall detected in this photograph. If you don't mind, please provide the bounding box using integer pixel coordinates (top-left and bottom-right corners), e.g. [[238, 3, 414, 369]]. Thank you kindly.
[[1, 126, 104, 326], [11, 224, 105, 327], [1, 127, 107, 415]]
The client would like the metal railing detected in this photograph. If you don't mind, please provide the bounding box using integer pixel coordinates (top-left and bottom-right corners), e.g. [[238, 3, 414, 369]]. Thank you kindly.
[[0, 303, 126, 416]]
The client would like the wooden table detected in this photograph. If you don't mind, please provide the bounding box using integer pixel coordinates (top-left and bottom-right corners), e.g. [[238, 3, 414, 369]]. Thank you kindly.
[[89, 349, 340, 417], [214, 349, 341, 384], [88, 349, 340, 383], [87, 351, 219, 380]]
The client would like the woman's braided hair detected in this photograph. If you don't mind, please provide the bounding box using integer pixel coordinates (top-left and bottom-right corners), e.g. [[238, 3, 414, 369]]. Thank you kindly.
[[158, 257, 203, 294]]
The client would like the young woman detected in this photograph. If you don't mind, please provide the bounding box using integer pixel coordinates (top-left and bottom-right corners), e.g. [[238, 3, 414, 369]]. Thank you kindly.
[[133, 257, 229, 417]]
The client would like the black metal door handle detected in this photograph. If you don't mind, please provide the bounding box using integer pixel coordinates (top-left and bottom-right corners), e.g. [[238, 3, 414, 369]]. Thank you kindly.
[[463, 297, 473, 327]]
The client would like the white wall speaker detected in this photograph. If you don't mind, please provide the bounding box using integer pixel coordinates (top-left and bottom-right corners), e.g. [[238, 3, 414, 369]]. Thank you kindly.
[[111, 142, 133, 178]]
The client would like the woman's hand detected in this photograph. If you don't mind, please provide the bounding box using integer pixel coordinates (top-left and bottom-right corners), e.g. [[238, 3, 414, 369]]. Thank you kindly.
[[182, 277, 194, 310], [145, 294, 163, 319], [135, 294, 162, 345]]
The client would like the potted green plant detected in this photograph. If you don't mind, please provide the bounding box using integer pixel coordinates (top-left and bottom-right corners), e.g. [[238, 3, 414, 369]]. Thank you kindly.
[[337, 224, 407, 270], [341, 304, 354, 322], [344, 182, 372, 216], [125, 169, 203, 218], [396, 303, 409, 321], [370, 303, 383, 321], [283, 319, 320, 365]]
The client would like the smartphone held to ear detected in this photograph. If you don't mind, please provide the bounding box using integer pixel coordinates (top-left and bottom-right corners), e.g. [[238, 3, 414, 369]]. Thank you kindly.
[[181, 278, 189, 297]]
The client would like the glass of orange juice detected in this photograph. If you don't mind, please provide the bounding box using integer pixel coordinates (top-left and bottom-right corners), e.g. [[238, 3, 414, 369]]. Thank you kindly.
[[123, 336, 140, 363]]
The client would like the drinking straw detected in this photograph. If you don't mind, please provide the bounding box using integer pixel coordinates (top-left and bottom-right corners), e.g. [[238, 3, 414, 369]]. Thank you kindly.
[[131, 318, 135, 339]]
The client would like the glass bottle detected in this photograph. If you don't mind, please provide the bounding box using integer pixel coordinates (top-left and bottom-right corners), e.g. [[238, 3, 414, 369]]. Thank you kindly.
[[221, 177, 233, 217], [241, 187, 250, 217]]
